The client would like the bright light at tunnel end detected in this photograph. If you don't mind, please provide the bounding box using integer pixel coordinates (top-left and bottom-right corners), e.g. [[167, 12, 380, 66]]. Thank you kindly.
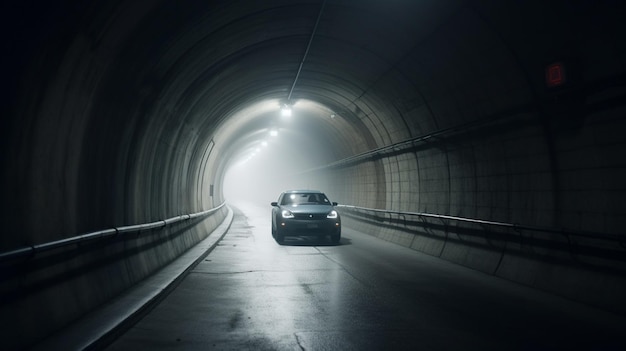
[[221, 98, 340, 204]]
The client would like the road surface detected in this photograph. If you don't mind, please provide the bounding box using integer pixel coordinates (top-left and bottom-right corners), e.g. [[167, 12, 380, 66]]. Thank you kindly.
[[105, 201, 625, 350]]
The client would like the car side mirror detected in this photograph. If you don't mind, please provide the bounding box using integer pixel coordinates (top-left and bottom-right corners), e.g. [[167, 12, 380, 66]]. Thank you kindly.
[[271, 202, 278, 206], [332, 202, 338, 206]]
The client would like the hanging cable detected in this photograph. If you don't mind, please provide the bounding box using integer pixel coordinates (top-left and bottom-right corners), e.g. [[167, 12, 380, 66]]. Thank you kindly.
[[287, 0, 327, 102]]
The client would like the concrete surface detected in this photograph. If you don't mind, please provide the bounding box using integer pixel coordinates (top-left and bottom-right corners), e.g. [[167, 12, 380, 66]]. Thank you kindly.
[[31, 208, 234, 351], [104, 202, 625, 350]]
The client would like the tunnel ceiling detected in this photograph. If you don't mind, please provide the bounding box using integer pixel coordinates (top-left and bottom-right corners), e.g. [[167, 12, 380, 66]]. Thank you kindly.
[[123, 0, 458, 160]]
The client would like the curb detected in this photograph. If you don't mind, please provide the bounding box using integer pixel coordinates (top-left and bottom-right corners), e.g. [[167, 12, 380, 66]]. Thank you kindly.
[[33, 206, 234, 351]]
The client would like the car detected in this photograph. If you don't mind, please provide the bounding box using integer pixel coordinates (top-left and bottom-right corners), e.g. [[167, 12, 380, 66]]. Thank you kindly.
[[271, 190, 341, 244]]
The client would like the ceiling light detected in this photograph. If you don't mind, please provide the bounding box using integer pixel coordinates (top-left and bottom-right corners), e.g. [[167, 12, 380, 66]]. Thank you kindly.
[[281, 106, 292, 117]]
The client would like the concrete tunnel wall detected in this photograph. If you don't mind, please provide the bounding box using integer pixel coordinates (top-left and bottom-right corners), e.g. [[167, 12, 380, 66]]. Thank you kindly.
[[299, 0, 626, 313], [1, 0, 626, 348]]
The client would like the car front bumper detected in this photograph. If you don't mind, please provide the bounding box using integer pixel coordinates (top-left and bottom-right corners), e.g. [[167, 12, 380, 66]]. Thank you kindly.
[[277, 218, 341, 236]]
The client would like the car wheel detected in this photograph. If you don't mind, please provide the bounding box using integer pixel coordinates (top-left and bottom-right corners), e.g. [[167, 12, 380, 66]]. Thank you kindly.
[[275, 229, 285, 244], [276, 234, 285, 244], [330, 232, 341, 244]]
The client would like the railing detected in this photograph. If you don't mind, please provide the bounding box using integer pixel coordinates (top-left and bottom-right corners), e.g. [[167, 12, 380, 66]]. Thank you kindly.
[[301, 104, 534, 173], [0, 202, 227, 262], [302, 75, 626, 175], [337, 204, 625, 246]]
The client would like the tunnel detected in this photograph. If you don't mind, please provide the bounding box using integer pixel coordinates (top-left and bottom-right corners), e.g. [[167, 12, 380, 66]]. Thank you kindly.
[[1, 0, 626, 349]]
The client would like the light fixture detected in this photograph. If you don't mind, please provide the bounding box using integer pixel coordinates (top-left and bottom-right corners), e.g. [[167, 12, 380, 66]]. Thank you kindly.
[[281, 105, 292, 117], [270, 129, 278, 137]]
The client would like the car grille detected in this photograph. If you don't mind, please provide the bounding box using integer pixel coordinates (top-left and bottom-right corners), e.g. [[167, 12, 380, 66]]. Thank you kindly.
[[293, 213, 326, 220]]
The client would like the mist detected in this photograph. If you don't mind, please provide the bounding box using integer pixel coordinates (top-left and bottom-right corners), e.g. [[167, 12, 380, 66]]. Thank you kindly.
[[223, 127, 331, 207]]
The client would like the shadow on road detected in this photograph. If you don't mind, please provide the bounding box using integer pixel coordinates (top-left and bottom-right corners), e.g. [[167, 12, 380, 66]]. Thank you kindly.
[[276, 236, 352, 247]]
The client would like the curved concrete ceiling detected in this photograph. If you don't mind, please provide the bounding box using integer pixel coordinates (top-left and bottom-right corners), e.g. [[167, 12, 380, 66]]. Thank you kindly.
[[2, 0, 626, 250]]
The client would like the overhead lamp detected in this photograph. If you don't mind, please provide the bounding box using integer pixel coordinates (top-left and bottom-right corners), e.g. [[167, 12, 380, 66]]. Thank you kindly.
[[270, 129, 278, 137], [281, 105, 292, 117]]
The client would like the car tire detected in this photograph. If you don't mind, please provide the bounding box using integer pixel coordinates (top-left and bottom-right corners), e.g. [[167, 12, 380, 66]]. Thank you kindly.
[[330, 232, 341, 244], [275, 229, 285, 244], [276, 234, 285, 244]]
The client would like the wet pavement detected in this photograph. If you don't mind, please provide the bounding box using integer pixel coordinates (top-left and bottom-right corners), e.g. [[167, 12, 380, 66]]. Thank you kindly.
[[105, 202, 625, 350]]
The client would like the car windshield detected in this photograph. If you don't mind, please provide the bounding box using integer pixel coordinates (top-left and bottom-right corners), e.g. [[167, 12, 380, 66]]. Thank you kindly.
[[281, 193, 330, 205]]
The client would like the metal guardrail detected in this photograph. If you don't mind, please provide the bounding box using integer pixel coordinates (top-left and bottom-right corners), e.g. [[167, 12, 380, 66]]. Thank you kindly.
[[300, 105, 533, 173], [0, 202, 227, 262], [337, 204, 624, 244], [303, 76, 626, 175]]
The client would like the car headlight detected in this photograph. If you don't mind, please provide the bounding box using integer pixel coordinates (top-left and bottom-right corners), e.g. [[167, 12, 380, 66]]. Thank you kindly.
[[281, 209, 294, 218], [327, 210, 338, 219]]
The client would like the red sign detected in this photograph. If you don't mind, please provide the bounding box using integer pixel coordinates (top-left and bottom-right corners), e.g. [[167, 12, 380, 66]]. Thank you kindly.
[[546, 62, 566, 88]]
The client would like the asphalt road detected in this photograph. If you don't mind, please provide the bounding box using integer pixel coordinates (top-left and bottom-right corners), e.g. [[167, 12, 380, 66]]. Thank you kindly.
[[105, 202, 625, 350]]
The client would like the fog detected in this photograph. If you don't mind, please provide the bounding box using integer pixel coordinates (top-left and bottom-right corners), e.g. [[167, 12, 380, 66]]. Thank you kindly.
[[223, 126, 331, 207]]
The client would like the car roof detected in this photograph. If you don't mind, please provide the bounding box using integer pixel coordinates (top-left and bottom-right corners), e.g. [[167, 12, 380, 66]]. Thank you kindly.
[[283, 190, 323, 194]]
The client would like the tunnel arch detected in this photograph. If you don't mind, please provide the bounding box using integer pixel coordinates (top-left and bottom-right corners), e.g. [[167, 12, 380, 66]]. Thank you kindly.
[[2, 1, 626, 348]]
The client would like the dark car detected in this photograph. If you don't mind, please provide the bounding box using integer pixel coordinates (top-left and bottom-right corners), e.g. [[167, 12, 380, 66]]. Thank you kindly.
[[271, 190, 341, 244]]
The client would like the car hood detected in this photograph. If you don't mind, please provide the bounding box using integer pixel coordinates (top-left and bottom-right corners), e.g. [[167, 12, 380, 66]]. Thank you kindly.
[[282, 204, 335, 214]]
